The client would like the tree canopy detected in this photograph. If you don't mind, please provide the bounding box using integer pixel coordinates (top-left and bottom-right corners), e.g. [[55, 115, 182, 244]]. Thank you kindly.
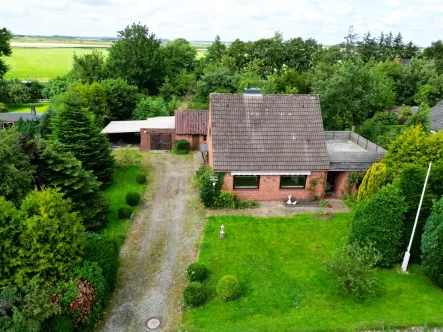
[[0, 27, 12, 78], [106, 23, 164, 93]]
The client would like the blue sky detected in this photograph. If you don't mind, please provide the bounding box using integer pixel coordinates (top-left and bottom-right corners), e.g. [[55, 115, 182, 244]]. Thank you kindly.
[[2, 0, 442, 46]]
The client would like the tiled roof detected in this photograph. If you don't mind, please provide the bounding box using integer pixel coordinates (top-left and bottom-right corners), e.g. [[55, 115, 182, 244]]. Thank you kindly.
[[175, 110, 208, 135], [210, 93, 330, 172], [0, 113, 42, 122], [431, 100, 443, 132]]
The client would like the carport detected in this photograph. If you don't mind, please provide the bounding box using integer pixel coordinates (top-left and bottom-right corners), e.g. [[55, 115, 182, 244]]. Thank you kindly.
[[101, 117, 176, 150]]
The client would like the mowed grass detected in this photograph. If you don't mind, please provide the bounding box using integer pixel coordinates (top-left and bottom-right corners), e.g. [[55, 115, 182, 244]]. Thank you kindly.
[[100, 166, 146, 242], [5, 102, 49, 113], [4, 47, 108, 81], [182, 214, 443, 331]]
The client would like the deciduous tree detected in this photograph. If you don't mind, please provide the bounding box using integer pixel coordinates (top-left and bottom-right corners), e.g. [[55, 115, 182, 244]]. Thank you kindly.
[[106, 23, 165, 93]]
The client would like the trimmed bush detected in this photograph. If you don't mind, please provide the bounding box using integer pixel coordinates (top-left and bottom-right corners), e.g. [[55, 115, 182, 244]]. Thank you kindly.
[[236, 200, 260, 209], [183, 282, 206, 306], [136, 173, 147, 184], [214, 190, 236, 209], [126, 192, 141, 206], [421, 197, 443, 288], [357, 162, 387, 201], [349, 184, 408, 267], [118, 206, 132, 219], [398, 164, 435, 263], [84, 235, 120, 296], [172, 139, 190, 155], [216, 275, 241, 301], [195, 165, 225, 208], [0, 102, 7, 112], [186, 262, 207, 282]]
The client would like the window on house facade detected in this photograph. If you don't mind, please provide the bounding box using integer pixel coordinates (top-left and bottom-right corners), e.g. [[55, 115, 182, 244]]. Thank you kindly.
[[233, 175, 260, 189], [280, 175, 306, 188]]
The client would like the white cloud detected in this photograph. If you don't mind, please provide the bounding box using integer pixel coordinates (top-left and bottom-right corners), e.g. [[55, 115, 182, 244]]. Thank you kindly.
[[0, 0, 441, 46]]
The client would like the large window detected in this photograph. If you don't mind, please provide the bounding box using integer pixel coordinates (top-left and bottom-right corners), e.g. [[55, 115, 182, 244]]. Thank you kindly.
[[233, 175, 260, 189], [280, 175, 306, 188]]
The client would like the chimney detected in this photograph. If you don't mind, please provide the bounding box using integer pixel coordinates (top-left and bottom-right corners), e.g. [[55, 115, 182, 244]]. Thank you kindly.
[[30, 104, 36, 115], [244, 87, 261, 95]]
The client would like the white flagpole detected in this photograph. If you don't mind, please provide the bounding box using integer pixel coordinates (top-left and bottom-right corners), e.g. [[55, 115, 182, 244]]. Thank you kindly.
[[401, 161, 432, 273]]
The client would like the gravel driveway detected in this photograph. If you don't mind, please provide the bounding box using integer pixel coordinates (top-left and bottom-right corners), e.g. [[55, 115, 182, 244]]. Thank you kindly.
[[101, 152, 205, 332]]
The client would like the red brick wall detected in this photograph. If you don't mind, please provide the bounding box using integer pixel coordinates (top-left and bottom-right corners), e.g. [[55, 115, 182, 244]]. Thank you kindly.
[[140, 128, 175, 151], [221, 171, 328, 201], [174, 134, 206, 150], [333, 171, 361, 197]]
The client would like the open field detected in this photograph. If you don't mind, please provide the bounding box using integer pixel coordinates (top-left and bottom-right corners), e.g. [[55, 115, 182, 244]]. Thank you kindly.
[[182, 214, 443, 331], [4, 47, 108, 81], [6, 102, 49, 113]]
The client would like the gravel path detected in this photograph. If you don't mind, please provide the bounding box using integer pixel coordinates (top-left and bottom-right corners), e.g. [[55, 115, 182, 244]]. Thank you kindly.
[[101, 153, 205, 332]]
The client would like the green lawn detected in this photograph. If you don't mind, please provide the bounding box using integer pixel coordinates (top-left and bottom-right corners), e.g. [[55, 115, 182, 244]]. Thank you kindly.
[[5, 102, 49, 113], [4, 47, 108, 81], [182, 214, 443, 331], [100, 166, 146, 242]]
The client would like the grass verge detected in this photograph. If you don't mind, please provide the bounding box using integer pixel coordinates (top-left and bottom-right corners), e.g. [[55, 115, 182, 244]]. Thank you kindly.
[[100, 166, 146, 244], [181, 214, 443, 331]]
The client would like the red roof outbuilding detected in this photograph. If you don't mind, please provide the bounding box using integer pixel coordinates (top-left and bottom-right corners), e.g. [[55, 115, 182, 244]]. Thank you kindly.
[[175, 110, 208, 135]]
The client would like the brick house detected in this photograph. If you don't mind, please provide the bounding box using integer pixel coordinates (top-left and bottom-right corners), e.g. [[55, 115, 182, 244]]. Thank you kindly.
[[206, 90, 386, 201]]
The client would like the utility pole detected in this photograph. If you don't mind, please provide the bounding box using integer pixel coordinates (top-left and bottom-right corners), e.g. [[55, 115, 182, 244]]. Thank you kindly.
[[401, 162, 432, 273]]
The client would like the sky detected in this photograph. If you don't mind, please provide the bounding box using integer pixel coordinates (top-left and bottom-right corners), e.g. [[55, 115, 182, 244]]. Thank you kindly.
[[2, 0, 443, 46]]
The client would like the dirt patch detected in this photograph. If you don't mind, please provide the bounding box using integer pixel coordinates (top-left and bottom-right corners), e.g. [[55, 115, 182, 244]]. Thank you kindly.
[[100, 152, 205, 332]]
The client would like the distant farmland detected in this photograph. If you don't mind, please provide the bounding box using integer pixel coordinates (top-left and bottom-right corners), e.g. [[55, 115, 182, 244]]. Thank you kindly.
[[4, 47, 108, 81], [4, 39, 212, 81]]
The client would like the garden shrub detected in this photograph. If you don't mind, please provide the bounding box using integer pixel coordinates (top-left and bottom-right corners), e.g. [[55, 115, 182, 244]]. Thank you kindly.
[[183, 282, 206, 306], [326, 240, 381, 301], [126, 192, 141, 206], [235, 199, 260, 209], [136, 173, 146, 184], [397, 164, 435, 263], [214, 190, 236, 208], [357, 162, 387, 201], [172, 139, 190, 155], [118, 206, 132, 219], [349, 184, 408, 267], [216, 275, 241, 301], [0, 102, 7, 112], [186, 262, 207, 282], [421, 197, 443, 288], [84, 234, 120, 296], [57, 261, 106, 331], [195, 165, 225, 208]]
